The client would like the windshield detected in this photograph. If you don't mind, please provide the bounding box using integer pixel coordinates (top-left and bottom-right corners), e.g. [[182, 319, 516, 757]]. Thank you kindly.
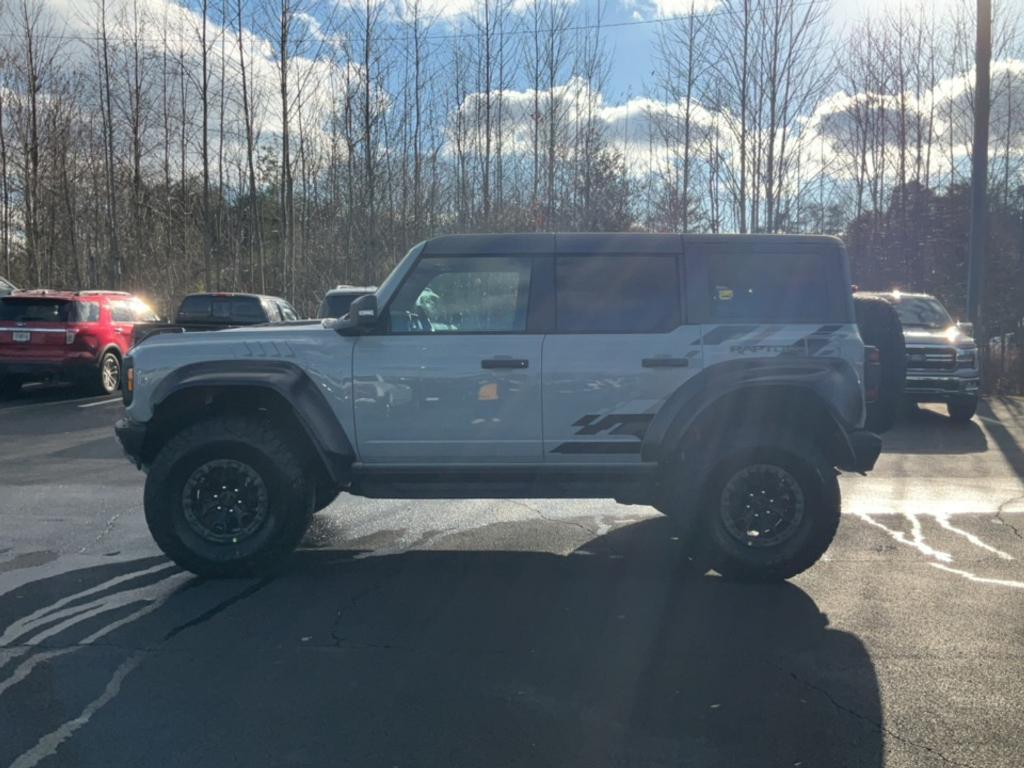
[[890, 296, 953, 329]]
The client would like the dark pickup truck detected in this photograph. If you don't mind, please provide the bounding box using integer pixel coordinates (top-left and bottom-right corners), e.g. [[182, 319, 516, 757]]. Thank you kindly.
[[132, 293, 302, 345]]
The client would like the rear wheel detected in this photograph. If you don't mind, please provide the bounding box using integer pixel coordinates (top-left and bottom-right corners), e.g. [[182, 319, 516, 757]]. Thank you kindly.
[[144, 416, 315, 577], [93, 351, 121, 395], [947, 396, 977, 422], [695, 446, 840, 582]]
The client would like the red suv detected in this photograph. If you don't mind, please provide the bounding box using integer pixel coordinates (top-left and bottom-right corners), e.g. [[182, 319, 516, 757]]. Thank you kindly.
[[0, 290, 159, 397]]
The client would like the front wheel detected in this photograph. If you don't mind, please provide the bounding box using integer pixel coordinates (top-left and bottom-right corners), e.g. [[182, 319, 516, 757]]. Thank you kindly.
[[144, 416, 315, 577], [947, 396, 978, 422], [697, 447, 840, 582]]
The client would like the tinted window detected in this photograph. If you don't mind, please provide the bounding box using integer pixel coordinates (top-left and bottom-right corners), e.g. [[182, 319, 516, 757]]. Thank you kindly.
[[556, 255, 679, 333], [389, 256, 531, 333], [110, 301, 134, 322], [0, 299, 72, 322], [177, 295, 211, 320], [707, 253, 833, 323], [75, 302, 100, 322]]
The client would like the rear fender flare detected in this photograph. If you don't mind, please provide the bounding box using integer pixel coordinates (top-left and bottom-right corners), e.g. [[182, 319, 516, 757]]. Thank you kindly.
[[642, 357, 864, 469]]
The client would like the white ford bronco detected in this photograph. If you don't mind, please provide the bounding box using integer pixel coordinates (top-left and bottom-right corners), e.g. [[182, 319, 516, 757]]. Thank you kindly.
[[116, 234, 881, 581]]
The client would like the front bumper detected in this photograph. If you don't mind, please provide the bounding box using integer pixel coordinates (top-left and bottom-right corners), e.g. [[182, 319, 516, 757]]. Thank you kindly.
[[114, 417, 146, 467], [836, 429, 882, 473], [905, 374, 980, 401]]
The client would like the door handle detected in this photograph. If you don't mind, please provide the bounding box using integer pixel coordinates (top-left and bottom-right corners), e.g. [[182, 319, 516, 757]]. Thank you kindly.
[[481, 358, 528, 369], [642, 357, 689, 368]]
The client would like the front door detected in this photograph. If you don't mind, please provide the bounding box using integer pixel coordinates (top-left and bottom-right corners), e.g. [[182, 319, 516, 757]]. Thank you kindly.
[[353, 253, 544, 464], [542, 250, 703, 463]]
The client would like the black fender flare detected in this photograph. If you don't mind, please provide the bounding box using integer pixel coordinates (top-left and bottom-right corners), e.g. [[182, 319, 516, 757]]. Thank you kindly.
[[151, 359, 354, 484], [641, 357, 867, 470]]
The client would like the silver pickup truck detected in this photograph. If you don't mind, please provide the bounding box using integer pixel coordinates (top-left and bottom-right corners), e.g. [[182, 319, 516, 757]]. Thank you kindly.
[[116, 233, 881, 582], [859, 291, 980, 422]]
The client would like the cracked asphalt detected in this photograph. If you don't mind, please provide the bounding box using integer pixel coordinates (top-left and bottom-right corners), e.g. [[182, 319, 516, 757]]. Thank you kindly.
[[2, 387, 1024, 767]]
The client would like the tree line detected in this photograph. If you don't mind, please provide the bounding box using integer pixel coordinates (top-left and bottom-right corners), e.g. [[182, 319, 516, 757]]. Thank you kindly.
[[0, 0, 1021, 336]]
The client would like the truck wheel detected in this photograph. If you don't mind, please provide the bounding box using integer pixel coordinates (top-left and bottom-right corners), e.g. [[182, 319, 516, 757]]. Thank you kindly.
[[947, 396, 977, 423], [144, 416, 315, 578], [697, 446, 840, 582], [854, 295, 905, 433]]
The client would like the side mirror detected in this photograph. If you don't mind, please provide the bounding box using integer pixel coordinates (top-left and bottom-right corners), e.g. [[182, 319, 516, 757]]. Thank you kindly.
[[329, 293, 378, 334], [956, 321, 974, 338]]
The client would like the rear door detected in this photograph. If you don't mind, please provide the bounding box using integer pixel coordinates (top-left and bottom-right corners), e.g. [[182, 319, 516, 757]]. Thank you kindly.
[[541, 236, 703, 463]]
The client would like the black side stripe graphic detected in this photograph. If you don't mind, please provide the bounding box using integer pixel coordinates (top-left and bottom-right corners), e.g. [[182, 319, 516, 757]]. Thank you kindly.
[[551, 442, 643, 455], [554, 413, 654, 454], [572, 413, 653, 437], [692, 325, 760, 346]]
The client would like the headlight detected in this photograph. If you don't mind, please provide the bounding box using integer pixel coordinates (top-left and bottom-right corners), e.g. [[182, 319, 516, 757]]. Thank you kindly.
[[956, 348, 976, 369]]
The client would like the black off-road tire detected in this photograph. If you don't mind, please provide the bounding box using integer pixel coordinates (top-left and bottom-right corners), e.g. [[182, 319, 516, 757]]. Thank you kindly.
[[695, 446, 841, 582], [144, 416, 315, 578], [947, 396, 978, 423], [854, 295, 906, 433]]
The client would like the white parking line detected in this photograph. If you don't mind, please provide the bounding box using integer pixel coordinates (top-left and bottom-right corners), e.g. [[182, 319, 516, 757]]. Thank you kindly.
[[77, 398, 121, 409]]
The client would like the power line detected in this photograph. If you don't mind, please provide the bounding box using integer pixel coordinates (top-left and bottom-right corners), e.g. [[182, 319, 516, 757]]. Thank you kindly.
[[0, 0, 831, 47]]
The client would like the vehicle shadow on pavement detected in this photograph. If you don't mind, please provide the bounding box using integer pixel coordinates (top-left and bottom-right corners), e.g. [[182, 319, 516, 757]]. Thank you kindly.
[[882, 403, 987, 454], [979, 398, 1024, 478], [0, 519, 883, 768]]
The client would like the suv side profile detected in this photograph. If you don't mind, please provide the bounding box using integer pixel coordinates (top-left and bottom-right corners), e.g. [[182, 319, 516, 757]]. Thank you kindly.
[[0, 290, 158, 397], [116, 234, 881, 582]]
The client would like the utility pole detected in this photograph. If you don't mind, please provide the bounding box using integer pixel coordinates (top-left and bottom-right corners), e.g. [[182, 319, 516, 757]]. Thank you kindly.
[[966, 0, 991, 331]]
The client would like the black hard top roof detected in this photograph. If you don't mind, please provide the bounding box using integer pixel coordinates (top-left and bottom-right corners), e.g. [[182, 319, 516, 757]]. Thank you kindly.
[[419, 233, 843, 256]]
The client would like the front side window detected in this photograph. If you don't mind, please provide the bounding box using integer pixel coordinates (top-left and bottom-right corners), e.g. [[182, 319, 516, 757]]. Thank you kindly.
[[388, 256, 532, 333], [110, 301, 134, 322], [707, 252, 833, 323], [556, 255, 679, 333], [278, 301, 299, 321]]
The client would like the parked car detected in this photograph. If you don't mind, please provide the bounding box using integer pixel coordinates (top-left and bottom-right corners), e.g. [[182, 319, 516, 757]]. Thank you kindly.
[[852, 294, 906, 433], [317, 285, 377, 319], [0, 276, 16, 297], [860, 290, 980, 421], [0, 290, 158, 397], [116, 234, 881, 582], [132, 292, 302, 345]]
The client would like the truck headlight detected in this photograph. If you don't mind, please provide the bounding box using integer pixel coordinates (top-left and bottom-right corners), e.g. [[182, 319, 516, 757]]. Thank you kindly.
[[956, 348, 976, 369]]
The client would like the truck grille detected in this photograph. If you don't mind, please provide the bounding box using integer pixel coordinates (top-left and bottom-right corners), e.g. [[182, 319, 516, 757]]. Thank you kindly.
[[906, 346, 956, 372]]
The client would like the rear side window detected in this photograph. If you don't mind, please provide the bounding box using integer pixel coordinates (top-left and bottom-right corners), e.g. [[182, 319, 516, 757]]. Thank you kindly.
[[74, 302, 100, 322], [0, 299, 72, 322], [177, 295, 212, 320], [555, 255, 680, 333], [231, 298, 267, 323], [706, 252, 836, 323]]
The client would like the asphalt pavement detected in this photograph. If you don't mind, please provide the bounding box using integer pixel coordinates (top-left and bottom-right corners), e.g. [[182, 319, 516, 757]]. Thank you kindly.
[[1, 385, 1023, 768]]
